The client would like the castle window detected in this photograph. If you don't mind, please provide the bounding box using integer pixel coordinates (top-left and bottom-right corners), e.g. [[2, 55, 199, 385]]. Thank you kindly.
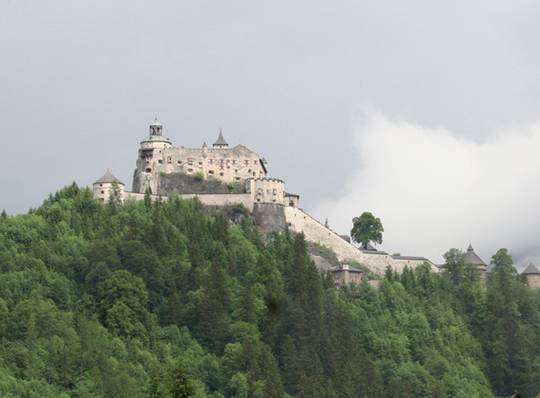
[[248, 169, 252, 173], [233, 160, 237, 164], [219, 172, 224, 176], [209, 170, 214, 175], [235, 177, 240, 181], [254, 160, 258, 164], [158, 160, 163, 164], [198, 161, 202, 165], [167, 157, 172, 163], [145, 168, 151, 172], [101, 190, 104, 194], [253, 172, 256, 176], [245, 160, 249, 165], [234, 169, 238, 173], [177, 160, 181, 165], [99, 183, 103, 187]]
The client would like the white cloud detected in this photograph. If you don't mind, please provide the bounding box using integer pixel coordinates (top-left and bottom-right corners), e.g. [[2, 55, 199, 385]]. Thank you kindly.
[[313, 111, 540, 266]]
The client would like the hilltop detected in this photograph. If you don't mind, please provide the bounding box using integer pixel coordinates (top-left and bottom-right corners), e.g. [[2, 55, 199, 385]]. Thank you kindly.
[[0, 185, 539, 396]]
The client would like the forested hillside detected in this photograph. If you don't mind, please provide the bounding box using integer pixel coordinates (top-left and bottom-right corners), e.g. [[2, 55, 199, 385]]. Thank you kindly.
[[0, 184, 539, 397]]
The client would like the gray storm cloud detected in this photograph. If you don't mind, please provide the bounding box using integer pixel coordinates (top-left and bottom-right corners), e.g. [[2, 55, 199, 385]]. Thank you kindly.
[[313, 111, 540, 266]]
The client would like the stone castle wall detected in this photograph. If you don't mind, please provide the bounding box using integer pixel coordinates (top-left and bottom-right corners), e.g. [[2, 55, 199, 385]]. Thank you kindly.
[[526, 274, 540, 289], [133, 144, 266, 195], [125, 192, 254, 211], [283, 206, 436, 274], [250, 178, 285, 205], [93, 182, 125, 202]]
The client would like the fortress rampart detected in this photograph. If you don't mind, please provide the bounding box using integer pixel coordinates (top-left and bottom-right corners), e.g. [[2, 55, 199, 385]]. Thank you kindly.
[[283, 206, 437, 274]]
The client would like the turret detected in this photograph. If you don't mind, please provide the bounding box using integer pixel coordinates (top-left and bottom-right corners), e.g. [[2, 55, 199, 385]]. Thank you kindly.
[[93, 170, 125, 202], [141, 117, 172, 148], [149, 116, 163, 136], [213, 129, 229, 148], [463, 244, 488, 280], [522, 263, 540, 288], [133, 117, 173, 194]]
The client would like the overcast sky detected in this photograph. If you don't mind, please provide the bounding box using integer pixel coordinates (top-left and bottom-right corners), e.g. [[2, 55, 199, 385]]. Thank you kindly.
[[2, 0, 540, 265]]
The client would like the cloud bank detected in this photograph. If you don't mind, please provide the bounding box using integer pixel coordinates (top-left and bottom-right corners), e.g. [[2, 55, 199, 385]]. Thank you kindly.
[[313, 111, 540, 266]]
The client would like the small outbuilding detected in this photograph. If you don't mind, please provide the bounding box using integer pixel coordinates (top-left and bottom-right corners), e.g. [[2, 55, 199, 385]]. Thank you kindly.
[[330, 264, 363, 287]]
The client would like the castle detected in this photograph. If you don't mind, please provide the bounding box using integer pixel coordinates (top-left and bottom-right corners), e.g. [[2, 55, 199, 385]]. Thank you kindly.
[[93, 118, 439, 275]]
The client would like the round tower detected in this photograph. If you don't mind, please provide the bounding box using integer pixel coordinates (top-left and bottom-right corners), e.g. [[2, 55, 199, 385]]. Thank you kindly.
[[93, 170, 125, 202], [141, 116, 172, 149], [522, 263, 540, 288], [133, 117, 173, 194], [463, 244, 488, 281]]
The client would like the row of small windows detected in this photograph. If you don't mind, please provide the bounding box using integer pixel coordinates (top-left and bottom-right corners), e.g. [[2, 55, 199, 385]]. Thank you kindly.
[[155, 157, 259, 166]]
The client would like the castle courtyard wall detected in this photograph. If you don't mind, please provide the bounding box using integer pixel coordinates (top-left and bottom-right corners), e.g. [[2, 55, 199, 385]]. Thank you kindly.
[[124, 192, 253, 211]]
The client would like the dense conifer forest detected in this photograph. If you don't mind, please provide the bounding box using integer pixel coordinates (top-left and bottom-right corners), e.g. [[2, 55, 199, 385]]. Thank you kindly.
[[1, 184, 540, 397]]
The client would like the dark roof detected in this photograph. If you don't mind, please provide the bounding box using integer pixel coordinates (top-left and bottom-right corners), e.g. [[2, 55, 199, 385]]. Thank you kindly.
[[284, 192, 300, 198], [522, 263, 540, 275], [330, 264, 363, 273], [392, 255, 429, 261], [94, 170, 124, 185], [213, 130, 228, 147], [463, 244, 487, 267]]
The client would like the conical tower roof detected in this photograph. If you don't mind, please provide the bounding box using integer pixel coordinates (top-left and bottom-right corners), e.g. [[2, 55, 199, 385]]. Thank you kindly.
[[463, 244, 487, 267], [213, 129, 228, 147], [522, 263, 540, 275], [94, 170, 124, 185]]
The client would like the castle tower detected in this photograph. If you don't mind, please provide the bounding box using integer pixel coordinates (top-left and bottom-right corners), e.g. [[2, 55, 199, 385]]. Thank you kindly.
[[93, 170, 125, 202], [522, 263, 540, 288], [132, 117, 173, 194], [463, 244, 488, 280], [213, 129, 229, 148]]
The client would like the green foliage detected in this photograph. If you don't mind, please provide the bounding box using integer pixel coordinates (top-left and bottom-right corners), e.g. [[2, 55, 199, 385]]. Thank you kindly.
[[1, 184, 540, 396], [193, 172, 205, 182], [350, 212, 384, 249]]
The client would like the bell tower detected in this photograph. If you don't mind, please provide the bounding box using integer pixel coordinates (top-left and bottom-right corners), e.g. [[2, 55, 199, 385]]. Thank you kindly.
[[149, 116, 163, 136]]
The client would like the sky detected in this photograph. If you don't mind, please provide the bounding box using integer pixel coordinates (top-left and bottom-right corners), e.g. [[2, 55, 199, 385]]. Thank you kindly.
[[2, 0, 540, 265]]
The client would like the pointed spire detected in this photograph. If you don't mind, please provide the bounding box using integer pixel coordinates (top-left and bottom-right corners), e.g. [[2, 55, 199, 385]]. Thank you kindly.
[[202, 141, 208, 148], [213, 128, 229, 148], [467, 243, 474, 252]]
